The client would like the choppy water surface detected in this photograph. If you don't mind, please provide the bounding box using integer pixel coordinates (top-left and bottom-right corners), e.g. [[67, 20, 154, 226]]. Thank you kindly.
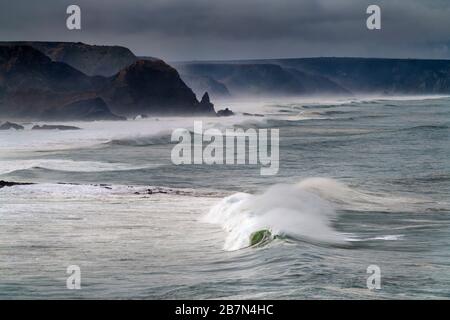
[[1, 96, 449, 299]]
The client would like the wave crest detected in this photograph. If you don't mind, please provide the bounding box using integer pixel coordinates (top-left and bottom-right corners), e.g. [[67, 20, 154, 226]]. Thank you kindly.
[[203, 177, 440, 251], [203, 181, 347, 251]]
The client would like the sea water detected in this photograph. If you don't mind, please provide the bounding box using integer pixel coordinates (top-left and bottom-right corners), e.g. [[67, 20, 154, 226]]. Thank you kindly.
[[0, 96, 449, 299]]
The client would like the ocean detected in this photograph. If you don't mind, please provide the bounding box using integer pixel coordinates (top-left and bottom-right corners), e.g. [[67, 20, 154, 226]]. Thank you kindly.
[[0, 96, 449, 299]]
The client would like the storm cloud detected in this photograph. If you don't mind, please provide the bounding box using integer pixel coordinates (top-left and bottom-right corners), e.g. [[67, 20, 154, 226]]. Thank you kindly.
[[1, 0, 450, 61]]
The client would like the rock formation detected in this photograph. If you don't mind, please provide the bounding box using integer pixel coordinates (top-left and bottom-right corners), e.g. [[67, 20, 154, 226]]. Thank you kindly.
[[32, 125, 81, 130], [217, 108, 234, 117], [0, 45, 217, 120], [103, 60, 216, 116], [177, 57, 450, 96], [0, 41, 137, 76], [0, 180, 33, 188]]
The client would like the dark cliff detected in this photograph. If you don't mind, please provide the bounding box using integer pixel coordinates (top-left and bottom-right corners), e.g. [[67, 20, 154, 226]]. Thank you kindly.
[[0, 41, 137, 77], [275, 57, 450, 94], [176, 57, 450, 96], [0, 45, 105, 120], [103, 60, 215, 116], [0, 45, 216, 120]]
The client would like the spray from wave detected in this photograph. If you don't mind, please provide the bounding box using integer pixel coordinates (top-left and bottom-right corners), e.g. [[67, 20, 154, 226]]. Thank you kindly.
[[296, 177, 436, 213], [203, 181, 347, 251], [204, 177, 437, 251]]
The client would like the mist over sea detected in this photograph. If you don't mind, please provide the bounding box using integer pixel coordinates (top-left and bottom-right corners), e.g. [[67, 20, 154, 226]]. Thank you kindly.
[[1, 96, 449, 299]]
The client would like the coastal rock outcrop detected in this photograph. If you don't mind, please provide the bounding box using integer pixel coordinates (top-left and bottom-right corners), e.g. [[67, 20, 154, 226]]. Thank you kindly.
[[0, 180, 33, 188], [32, 125, 81, 131], [103, 60, 216, 116], [0, 41, 137, 77], [199, 92, 215, 113], [0, 45, 101, 120], [217, 108, 234, 117], [0, 45, 217, 120]]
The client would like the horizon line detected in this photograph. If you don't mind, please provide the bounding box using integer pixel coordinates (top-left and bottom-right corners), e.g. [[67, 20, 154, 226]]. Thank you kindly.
[[2, 40, 450, 63]]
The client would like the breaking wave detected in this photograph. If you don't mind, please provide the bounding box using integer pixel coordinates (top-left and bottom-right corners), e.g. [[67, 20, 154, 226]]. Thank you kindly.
[[204, 177, 437, 251], [203, 180, 346, 251]]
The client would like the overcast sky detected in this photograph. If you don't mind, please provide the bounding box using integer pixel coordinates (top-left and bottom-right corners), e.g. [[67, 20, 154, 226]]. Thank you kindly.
[[1, 0, 450, 61]]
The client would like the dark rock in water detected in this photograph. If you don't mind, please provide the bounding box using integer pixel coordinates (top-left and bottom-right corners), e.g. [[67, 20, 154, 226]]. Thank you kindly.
[[0, 121, 24, 130], [132, 186, 193, 196], [200, 92, 211, 104], [243, 112, 264, 117], [217, 108, 234, 117], [199, 92, 215, 114], [32, 124, 81, 131], [0, 180, 33, 188]]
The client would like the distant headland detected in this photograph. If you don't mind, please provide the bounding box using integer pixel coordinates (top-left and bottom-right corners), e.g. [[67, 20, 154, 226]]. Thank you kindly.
[[2, 41, 450, 121]]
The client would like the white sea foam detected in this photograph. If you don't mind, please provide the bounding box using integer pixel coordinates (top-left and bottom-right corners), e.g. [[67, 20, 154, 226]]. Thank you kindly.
[[0, 115, 270, 155], [346, 234, 404, 242]]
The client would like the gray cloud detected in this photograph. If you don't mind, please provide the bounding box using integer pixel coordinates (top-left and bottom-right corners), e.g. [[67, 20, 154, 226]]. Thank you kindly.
[[0, 0, 450, 61]]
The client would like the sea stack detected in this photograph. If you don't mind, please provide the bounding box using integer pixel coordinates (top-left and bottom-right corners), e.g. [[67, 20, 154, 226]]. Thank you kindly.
[[217, 108, 234, 117]]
